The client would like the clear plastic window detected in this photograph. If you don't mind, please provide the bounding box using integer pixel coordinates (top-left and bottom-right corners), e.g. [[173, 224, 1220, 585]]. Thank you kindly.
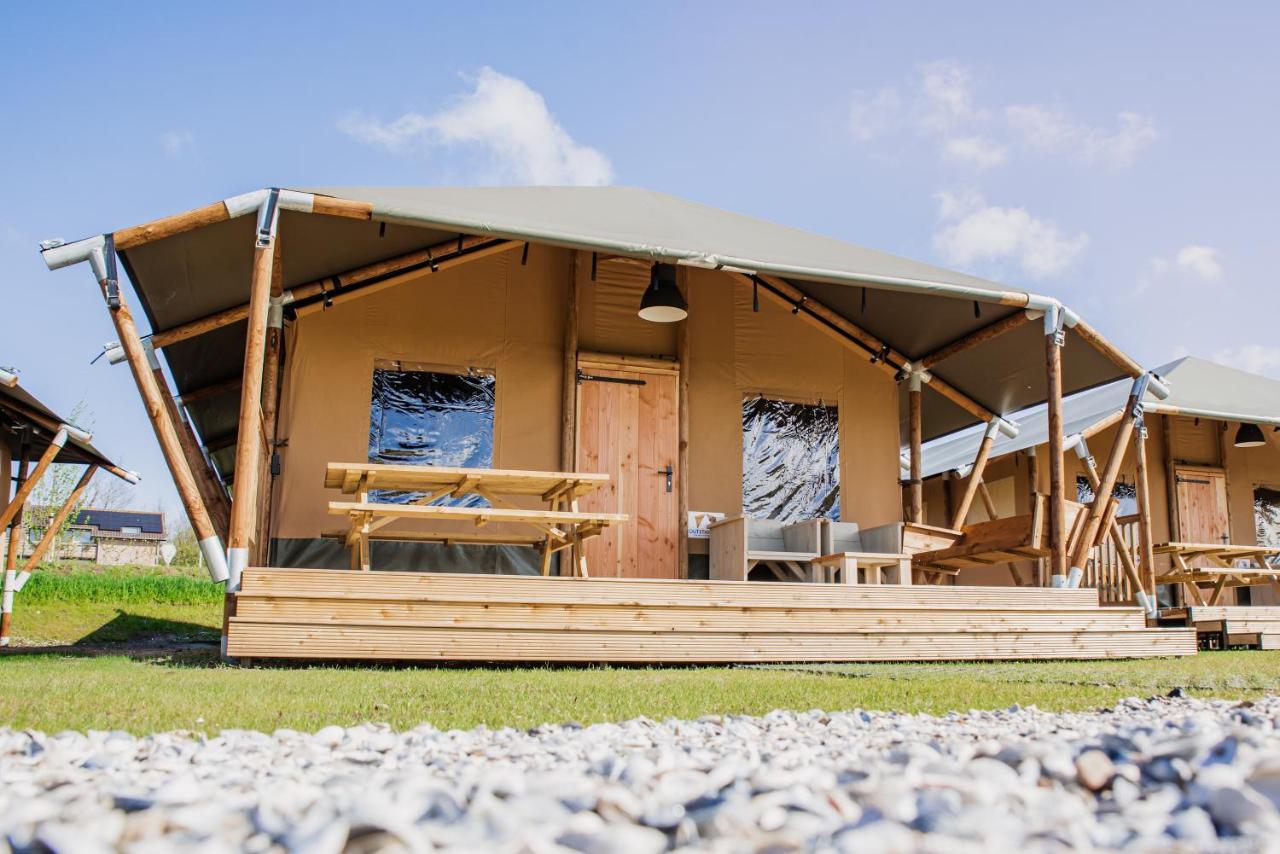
[[368, 367, 495, 506], [742, 397, 840, 522]]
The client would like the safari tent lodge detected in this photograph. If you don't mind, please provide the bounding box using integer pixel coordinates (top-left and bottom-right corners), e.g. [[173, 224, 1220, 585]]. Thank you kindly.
[[38, 186, 1200, 661]]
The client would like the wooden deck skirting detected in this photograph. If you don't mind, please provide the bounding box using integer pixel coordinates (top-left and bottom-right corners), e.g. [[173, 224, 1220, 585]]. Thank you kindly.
[[1170, 606, 1280, 648], [226, 568, 1196, 662]]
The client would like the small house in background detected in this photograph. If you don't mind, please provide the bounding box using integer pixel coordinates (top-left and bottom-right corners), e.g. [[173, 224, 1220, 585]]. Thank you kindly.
[[22, 509, 166, 566]]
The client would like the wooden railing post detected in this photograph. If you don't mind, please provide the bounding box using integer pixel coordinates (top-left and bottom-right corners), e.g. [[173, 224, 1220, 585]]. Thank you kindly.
[[226, 190, 280, 591]]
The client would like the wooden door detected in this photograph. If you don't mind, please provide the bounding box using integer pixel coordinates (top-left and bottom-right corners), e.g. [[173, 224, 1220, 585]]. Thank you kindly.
[[576, 360, 680, 578], [1174, 466, 1231, 548]]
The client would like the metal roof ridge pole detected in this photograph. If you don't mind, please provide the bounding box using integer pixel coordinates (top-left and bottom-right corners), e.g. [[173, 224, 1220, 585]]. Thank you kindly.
[[227, 190, 281, 596], [1067, 373, 1151, 588], [907, 371, 924, 525], [1, 435, 30, 647], [38, 234, 229, 584], [1045, 306, 1067, 587]]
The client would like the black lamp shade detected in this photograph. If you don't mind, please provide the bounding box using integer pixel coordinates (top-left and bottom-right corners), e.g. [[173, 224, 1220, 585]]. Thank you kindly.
[[638, 263, 687, 322], [1234, 422, 1266, 448]]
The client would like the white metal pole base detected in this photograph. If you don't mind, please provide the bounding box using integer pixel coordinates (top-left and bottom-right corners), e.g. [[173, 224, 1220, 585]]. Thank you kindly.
[[226, 547, 248, 593], [200, 537, 230, 583], [1050, 574, 1067, 588], [1066, 566, 1083, 588]]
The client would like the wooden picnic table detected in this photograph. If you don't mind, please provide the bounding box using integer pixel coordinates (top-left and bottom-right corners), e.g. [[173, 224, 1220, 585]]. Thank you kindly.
[[1154, 542, 1280, 606], [325, 463, 626, 577]]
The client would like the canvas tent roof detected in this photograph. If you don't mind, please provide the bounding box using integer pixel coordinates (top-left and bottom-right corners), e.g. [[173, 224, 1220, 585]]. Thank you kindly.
[[916, 356, 1280, 479], [77, 186, 1133, 472], [0, 377, 123, 471]]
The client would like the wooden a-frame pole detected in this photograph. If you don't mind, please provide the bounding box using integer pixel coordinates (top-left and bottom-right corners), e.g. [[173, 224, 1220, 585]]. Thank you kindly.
[[93, 247, 228, 582], [950, 419, 1000, 529], [1069, 379, 1145, 580], [255, 231, 286, 567], [0, 435, 64, 534]]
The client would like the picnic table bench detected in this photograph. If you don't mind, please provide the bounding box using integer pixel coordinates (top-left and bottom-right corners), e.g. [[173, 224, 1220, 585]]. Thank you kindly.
[[1154, 542, 1280, 605], [325, 463, 627, 576]]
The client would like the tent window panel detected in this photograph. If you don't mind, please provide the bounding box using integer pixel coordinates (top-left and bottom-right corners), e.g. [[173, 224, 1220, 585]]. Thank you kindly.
[[1256, 486, 1280, 559], [368, 366, 496, 507], [742, 397, 840, 522], [1076, 475, 1138, 516]]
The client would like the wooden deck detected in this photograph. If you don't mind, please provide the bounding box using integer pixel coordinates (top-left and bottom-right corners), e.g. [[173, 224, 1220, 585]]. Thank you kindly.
[[1166, 606, 1280, 649], [226, 569, 1196, 662]]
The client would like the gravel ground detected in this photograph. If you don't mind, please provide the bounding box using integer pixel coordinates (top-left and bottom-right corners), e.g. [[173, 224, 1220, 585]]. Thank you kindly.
[[3, 695, 1280, 853]]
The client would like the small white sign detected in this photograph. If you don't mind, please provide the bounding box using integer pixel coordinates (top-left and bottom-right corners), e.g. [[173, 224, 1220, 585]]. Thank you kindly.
[[159, 542, 177, 566], [688, 511, 725, 539]]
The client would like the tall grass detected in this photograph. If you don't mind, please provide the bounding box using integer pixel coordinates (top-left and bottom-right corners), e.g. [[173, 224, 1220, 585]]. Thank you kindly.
[[20, 568, 222, 605]]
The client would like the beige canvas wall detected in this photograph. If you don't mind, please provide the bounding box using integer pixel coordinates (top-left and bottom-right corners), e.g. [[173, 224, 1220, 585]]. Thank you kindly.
[[273, 243, 568, 540], [270, 250, 903, 548]]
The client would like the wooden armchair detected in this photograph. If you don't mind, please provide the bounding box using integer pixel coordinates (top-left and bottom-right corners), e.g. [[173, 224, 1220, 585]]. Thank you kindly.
[[814, 521, 912, 584], [709, 516, 823, 581]]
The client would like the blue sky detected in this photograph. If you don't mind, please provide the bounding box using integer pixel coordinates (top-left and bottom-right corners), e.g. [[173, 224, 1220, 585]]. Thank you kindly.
[[2, 1, 1277, 518]]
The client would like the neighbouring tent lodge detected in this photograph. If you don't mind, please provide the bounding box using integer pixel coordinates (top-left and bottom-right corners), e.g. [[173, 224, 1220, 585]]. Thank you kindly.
[[0, 367, 137, 645], [43, 185, 1272, 662]]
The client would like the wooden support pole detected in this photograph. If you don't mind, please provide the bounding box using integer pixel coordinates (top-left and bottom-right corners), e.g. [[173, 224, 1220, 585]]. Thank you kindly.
[[1134, 422, 1158, 604], [226, 204, 278, 589], [21, 464, 96, 572], [95, 268, 228, 582], [1, 437, 30, 647], [174, 376, 241, 407], [1069, 392, 1141, 575], [152, 355, 231, 541], [908, 377, 923, 524], [1078, 449, 1146, 600], [950, 422, 998, 528], [977, 479, 999, 520], [560, 252, 579, 578], [676, 267, 691, 579], [918, 310, 1036, 371], [255, 232, 286, 567], [1046, 326, 1067, 585]]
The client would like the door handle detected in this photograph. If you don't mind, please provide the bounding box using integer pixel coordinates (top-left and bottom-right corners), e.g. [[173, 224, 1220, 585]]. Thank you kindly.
[[660, 465, 673, 493]]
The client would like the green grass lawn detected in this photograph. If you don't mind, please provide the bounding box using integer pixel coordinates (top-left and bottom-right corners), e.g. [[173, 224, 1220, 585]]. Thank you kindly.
[[2, 566, 1277, 735]]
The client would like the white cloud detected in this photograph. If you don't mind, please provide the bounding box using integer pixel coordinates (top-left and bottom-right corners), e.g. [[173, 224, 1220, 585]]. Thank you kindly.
[[160, 130, 194, 160], [848, 86, 902, 141], [339, 67, 612, 186], [1005, 106, 1156, 168], [1211, 345, 1280, 378], [1137, 244, 1225, 293], [933, 190, 1089, 279], [846, 61, 1156, 171], [944, 136, 1006, 169], [917, 60, 983, 132], [1174, 244, 1224, 281]]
